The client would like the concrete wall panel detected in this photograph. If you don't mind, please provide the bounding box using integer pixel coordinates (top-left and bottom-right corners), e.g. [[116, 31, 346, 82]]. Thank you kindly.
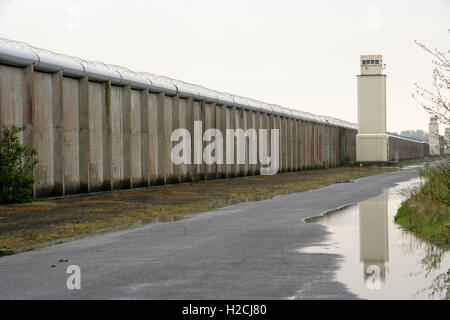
[[109, 86, 124, 189], [0, 65, 26, 141], [62, 77, 81, 194], [250, 111, 257, 175], [164, 95, 175, 184], [155, 93, 166, 185], [139, 89, 150, 187], [33, 72, 56, 197], [177, 98, 188, 182], [148, 93, 160, 185], [204, 102, 215, 179], [193, 101, 203, 180], [88, 81, 106, 192], [185, 97, 194, 182], [130, 89, 143, 187], [216, 104, 225, 178], [243, 109, 249, 176], [235, 108, 243, 176], [225, 106, 232, 178]]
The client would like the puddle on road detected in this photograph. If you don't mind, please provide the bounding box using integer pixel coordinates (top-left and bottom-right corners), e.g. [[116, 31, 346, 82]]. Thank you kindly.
[[300, 178, 450, 300]]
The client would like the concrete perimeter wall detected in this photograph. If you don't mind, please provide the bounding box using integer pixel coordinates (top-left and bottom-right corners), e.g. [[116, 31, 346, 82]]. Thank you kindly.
[[388, 136, 429, 161], [1, 63, 359, 198]]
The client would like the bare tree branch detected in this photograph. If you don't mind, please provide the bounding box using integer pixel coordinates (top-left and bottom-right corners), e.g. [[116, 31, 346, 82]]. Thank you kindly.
[[413, 35, 450, 125]]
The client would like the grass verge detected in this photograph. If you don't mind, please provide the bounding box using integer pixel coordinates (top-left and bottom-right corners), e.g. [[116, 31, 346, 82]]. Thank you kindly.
[[395, 196, 450, 249], [395, 161, 450, 250], [0, 166, 396, 255]]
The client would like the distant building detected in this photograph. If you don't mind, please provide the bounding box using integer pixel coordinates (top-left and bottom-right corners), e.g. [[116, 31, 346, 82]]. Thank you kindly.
[[429, 116, 440, 155], [445, 127, 450, 154]]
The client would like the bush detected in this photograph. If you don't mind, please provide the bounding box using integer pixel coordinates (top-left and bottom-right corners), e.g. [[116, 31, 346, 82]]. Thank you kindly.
[[192, 168, 201, 184], [395, 158, 450, 249], [419, 160, 450, 206], [0, 125, 38, 203], [340, 155, 352, 166]]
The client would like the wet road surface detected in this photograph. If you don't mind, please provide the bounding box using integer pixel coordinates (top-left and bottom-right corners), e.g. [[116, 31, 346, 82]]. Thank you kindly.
[[0, 168, 421, 299], [301, 178, 449, 300]]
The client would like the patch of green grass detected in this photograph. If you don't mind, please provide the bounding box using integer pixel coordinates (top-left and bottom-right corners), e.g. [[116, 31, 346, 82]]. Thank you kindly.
[[20, 201, 58, 207], [395, 161, 450, 250], [395, 196, 450, 249], [86, 207, 106, 213]]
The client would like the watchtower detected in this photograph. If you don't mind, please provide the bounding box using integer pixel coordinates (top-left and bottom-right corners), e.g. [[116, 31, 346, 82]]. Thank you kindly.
[[356, 55, 388, 161]]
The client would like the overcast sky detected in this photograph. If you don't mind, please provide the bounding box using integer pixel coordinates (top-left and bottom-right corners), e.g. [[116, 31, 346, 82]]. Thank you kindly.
[[0, 0, 448, 133]]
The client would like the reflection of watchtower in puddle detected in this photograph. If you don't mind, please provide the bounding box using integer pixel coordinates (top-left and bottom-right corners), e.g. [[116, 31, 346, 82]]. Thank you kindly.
[[359, 191, 389, 283]]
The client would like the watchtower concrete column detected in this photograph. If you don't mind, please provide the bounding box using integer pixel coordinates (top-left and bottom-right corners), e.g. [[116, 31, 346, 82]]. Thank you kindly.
[[356, 54, 389, 161]]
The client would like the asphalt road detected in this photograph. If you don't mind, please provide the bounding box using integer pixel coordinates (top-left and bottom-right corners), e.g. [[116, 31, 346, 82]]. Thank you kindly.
[[0, 167, 420, 299]]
